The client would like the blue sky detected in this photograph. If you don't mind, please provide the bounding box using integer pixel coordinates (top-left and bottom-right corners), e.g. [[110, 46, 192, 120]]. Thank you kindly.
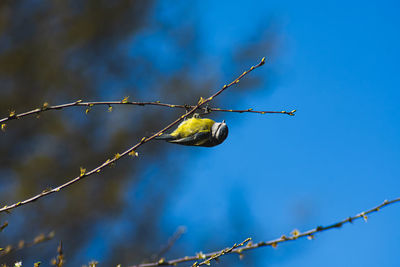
[[154, 1, 400, 266]]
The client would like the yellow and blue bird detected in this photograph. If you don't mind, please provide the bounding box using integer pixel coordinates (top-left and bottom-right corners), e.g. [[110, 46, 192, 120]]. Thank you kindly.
[[155, 116, 228, 147]]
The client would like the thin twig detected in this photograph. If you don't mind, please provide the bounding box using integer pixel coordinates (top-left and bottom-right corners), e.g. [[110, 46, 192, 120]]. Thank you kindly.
[[0, 221, 8, 232], [129, 198, 400, 267], [0, 98, 295, 126], [194, 238, 251, 267], [0, 231, 55, 257], [51, 241, 65, 267], [204, 107, 295, 115], [0, 57, 266, 214], [150, 226, 187, 262]]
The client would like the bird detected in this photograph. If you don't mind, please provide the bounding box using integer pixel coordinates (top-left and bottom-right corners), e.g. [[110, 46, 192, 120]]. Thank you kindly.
[[155, 116, 228, 147]]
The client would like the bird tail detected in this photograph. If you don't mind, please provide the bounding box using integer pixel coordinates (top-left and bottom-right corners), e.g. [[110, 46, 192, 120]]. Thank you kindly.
[[154, 134, 175, 141]]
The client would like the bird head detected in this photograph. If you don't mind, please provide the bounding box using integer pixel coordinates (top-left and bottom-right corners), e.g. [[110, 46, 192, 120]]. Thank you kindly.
[[211, 120, 228, 145]]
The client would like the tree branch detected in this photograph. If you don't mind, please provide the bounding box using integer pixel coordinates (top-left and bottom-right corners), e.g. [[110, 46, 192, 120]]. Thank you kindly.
[[0, 57, 267, 214], [0, 96, 295, 127], [129, 197, 400, 267]]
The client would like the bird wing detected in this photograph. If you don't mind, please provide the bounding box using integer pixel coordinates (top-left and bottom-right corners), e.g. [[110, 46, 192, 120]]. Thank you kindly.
[[168, 131, 210, 146]]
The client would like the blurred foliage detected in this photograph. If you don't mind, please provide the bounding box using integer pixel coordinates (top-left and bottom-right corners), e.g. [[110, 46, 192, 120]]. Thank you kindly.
[[0, 1, 276, 266]]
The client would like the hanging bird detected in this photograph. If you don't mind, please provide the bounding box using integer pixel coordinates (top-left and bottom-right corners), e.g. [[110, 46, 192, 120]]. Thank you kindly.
[[155, 116, 228, 147]]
